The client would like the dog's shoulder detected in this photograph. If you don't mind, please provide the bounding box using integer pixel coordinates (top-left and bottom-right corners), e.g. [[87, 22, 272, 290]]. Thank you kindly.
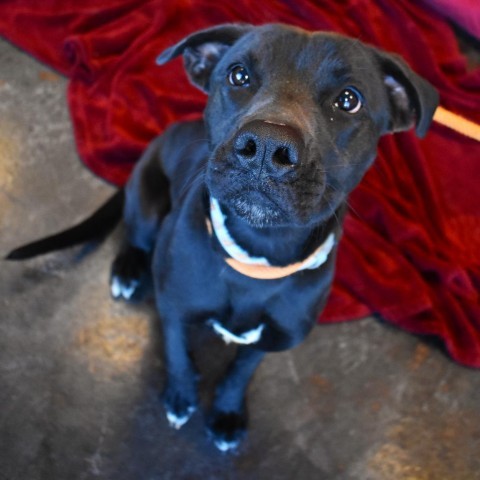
[[160, 118, 208, 175], [157, 118, 209, 206]]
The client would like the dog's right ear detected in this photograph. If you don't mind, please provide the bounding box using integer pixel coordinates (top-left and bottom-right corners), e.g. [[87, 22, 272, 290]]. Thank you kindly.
[[156, 24, 253, 93], [374, 50, 439, 138]]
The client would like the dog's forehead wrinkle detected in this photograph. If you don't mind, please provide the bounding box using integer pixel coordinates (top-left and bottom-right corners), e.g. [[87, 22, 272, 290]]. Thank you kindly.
[[241, 90, 316, 139], [234, 26, 311, 73], [225, 28, 360, 90], [309, 35, 376, 90]]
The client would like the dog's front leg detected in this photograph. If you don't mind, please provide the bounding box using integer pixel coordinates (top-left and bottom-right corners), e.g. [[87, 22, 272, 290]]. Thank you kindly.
[[207, 346, 265, 452], [162, 316, 198, 430]]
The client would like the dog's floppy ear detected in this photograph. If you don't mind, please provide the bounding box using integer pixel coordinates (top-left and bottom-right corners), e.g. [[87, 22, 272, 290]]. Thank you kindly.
[[156, 23, 253, 93], [375, 51, 439, 138]]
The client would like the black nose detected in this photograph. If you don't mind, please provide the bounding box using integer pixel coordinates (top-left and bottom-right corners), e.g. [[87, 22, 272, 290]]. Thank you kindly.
[[233, 120, 304, 174]]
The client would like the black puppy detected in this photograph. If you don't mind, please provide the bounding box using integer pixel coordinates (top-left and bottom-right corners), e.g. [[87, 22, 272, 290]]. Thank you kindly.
[[7, 23, 438, 451]]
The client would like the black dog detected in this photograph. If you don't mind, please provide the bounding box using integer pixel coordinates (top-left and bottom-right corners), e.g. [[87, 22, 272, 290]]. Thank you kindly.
[[7, 23, 439, 451]]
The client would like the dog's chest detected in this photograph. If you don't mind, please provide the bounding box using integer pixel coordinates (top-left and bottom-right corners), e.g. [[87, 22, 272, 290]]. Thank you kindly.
[[154, 182, 332, 347], [157, 218, 323, 347]]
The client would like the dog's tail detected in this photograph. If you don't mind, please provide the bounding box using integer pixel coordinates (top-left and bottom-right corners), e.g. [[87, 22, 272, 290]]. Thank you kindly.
[[5, 189, 124, 260]]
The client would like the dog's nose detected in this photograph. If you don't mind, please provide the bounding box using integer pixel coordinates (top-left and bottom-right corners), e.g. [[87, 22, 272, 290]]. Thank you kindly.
[[233, 120, 304, 174]]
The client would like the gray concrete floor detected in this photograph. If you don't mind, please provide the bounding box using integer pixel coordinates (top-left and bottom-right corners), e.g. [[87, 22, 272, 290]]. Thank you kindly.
[[1, 37, 480, 480]]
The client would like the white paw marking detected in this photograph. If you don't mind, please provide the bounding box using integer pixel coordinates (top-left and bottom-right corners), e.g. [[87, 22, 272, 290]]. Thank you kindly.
[[110, 276, 139, 300], [122, 282, 137, 300], [166, 406, 196, 430], [214, 439, 239, 452], [110, 276, 122, 298]]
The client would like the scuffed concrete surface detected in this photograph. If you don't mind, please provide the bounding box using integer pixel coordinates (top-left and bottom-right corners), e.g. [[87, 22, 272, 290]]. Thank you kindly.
[[1, 38, 480, 480]]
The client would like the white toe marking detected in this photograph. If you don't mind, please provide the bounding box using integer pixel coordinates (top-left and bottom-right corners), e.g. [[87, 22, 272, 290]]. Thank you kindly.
[[215, 439, 239, 452], [166, 411, 188, 430], [121, 281, 138, 299], [111, 277, 140, 300], [166, 406, 195, 430], [110, 277, 122, 298]]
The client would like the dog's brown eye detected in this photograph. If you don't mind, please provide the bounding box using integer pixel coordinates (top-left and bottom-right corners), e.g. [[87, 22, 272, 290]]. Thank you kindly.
[[228, 65, 250, 87], [334, 87, 363, 114]]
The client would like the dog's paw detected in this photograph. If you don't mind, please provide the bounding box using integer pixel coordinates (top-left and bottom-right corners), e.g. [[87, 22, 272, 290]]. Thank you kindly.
[[206, 409, 247, 452], [110, 275, 139, 300], [110, 246, 149, 300], [163, 385, 197, 430], [166, 406, 196, 430]]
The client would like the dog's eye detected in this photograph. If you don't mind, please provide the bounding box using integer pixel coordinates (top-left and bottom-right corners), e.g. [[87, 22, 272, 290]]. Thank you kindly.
[[228, 65, 250, 87], [334, 87, 363, 114]]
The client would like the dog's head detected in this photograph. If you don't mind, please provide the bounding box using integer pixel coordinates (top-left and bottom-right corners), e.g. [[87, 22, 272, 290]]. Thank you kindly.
[[158, 24, 438, 228]]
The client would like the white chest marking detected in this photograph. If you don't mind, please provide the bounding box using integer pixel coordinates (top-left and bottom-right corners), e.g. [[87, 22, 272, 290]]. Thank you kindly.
[[208, 319, 265, 345]]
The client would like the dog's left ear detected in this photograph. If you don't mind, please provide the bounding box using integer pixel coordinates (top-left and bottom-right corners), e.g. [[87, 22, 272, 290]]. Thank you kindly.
[[375, 51, 439, 138], [156, 23, 253, 93]]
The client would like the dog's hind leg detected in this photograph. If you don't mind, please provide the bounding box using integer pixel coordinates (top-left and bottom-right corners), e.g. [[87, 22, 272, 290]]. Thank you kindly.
[[111, 137, 170, 301], [207, 346, 265, 452]]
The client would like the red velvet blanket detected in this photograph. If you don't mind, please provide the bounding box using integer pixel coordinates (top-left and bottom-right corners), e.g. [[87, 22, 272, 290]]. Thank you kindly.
[[1, 0, 479, 366]]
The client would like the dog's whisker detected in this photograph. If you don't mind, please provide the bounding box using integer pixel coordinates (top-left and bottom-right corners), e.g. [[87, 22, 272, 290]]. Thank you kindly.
[[178, 168, 207, 199], [343, 198, 364, 221]]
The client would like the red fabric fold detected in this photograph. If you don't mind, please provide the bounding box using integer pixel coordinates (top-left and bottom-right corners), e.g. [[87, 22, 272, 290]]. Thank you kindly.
[[1, 0, 479, 366]]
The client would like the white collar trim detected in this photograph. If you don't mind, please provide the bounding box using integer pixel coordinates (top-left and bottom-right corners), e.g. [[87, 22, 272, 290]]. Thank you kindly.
[[208, 197, 336, 280]]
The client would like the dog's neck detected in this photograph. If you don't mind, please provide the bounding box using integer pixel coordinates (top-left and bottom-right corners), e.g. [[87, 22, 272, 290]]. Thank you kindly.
[[209, 197, 342, 268]]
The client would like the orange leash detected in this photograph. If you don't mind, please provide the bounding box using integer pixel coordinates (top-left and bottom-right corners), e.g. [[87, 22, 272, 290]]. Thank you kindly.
[[433, 106, 480, 142]]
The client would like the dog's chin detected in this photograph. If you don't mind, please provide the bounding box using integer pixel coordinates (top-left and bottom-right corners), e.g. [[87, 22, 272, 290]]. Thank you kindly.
[[230, 196, 283, 228], [211, 189, 286, 228], [217, 191, 332, 229]]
